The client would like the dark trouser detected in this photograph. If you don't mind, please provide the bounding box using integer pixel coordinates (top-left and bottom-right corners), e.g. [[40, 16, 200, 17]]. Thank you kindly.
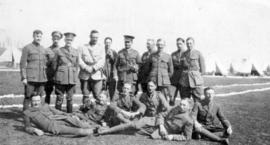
[[140, 83, 148, 93], [156, 86, 171, 103], [45, 80, 54, 104], [80, 79, 103, 103], [23, 82, 45, 111], [180, 85, 203, 102], [55, 84, 75, 113], [107, 80, 117, 101], [171, 83, 182, 105], [194, 121, 227, 143], [117, 81, 137, 95]]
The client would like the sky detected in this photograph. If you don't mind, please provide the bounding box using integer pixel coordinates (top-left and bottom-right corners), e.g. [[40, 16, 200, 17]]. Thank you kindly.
[[0, 0, 270, 70]]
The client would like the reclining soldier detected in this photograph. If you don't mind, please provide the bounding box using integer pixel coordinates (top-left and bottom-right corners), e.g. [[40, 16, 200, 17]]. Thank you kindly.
[[97, 98, 193, 141], [74, 92, 113, 127], [23, 94, 94, 136]]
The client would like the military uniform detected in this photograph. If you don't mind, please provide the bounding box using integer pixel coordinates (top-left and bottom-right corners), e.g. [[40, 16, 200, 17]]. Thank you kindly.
[[24, 104, 92, 136], [104, 48, 118, 100], [98, 103, 193, 140], [151, 105, 194, 141], [179, 49, 205, 100], [78, 43, 106, 103], [138, 91, 171, 117], [138, 51, 154, 92], [148, 52, 174, 101], [171, 50, 186, 102], [53, 45, 79, 113], [20, 41, 48, 110], [77, 101, 112, 126], [109, 92, 146, 124], [116, 48, 141, 93], [192, 101, 231, 135], [44, 31, 62, 104], [44, 44, 60, 104]]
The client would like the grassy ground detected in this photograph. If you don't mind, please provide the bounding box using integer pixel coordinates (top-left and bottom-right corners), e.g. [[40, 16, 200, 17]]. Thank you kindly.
[[1, 71, 270, 145], [0, 91, 270, 145], [1, 71, 270, 95]]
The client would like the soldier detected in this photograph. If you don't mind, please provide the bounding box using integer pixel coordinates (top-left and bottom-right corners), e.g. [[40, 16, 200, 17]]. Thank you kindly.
[[97, 98, 193, 141], [53, 32, 79, 113], [103, 37, 118, 100], [193, 87, 233, 140], [148, 39, 174, 105], [109, 82, 146, 125], [137, 80, 171, 117], [170, 37, 186, 105], [23, 94, 94, 136], [116, 35, 141, 94], [138, 39, 156, 93], [44, 31, 62, 104], [78, 30, 106, 103], [179, 37, 205, 101], [20, 30, 48, 111]]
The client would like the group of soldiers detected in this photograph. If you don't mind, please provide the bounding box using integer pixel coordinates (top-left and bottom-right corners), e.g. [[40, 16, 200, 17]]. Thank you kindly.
[[20, 29, 232, 144]]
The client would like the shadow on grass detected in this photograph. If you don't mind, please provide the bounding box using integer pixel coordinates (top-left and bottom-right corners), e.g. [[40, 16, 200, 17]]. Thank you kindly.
[[0, 108, 23, 123]]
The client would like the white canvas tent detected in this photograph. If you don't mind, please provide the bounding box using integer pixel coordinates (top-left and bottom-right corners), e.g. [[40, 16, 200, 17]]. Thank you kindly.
[[205, 53, 229, 76], [229, 58, 266, 76], [0, 47, 22, 67]]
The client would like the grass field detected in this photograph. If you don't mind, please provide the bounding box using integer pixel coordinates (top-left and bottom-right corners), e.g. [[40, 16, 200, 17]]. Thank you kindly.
[[0, 71, 270, 145]]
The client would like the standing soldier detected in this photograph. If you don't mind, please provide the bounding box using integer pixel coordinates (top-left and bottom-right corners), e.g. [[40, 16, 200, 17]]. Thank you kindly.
[[78, 30, 106, 103], [103, 37, 118, 100], [180, 37, 205, 102], [116, 35, 141, 94], [44, 31, 62, 104], [170, 37, 186, 105], [20, 30, 48, 111], [148, 39, 174, 105], [53, 32, 79, 113], [138, 39, 156, 93]]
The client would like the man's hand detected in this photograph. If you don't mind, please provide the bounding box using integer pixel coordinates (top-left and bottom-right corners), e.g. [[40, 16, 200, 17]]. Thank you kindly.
[[164, 135, 173, 141], [22, 79, 27, 85], [86, 66, 93, 73], [159, 124, 168, 138], [33, 128, 44, 136], [227, 126, 233, 135]]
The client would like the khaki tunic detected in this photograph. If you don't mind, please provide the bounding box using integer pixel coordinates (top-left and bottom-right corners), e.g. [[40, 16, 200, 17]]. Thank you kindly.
[[180, 49, 205, 88], [20, 42, 48, 82], [116, 48, 141, 83], [148, 52, 174, 86], [171, 50, 186, 85], [53, 46, 79, 85]]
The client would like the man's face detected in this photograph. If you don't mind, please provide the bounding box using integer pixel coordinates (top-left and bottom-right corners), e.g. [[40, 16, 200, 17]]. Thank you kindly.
[[99, 93, 109, 105], [179, 99, 190, 113], [33, 33, 42, 44], [122, 83, 132, 95], [186, 39, 194, 50], [204, 89, 215, 102], [124, 40, 132, 49], [105, 39, 112, 49], [146, 40, 155, 52], [90, 32, 99, 44], [65, 38, 73, 47], [52, 35, 61, 45], [156, 40, 165, 52], [31, 96, 41, 108], [147, 81, 156, 93], [177, 40, 184, 51]]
